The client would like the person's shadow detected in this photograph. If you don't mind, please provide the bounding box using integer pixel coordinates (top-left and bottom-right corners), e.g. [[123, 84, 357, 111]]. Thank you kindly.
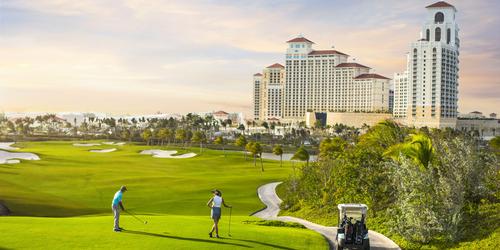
[[122, 230, 297, 249], [121, 230, 250, 248]]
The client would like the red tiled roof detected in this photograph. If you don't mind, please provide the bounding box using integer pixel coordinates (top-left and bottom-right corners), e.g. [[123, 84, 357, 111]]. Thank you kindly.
[[426, 1, 455, 8], [266, 63, 284, 69], [354, 73, 391, 80], [308, 50, 349, 56], [54, 116, 66, 122], [286, 37, 314, 43], [253, 73, 262, 76], [213, 111, 229, 115], [336, 63, 371, 69]]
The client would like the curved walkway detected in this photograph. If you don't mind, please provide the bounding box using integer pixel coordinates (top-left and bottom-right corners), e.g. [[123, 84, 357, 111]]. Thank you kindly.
[[253, 182, 400, 250]]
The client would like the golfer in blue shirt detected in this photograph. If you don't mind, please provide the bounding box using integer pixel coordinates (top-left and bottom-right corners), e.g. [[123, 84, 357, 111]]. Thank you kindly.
[[112, 186, 127, 232]]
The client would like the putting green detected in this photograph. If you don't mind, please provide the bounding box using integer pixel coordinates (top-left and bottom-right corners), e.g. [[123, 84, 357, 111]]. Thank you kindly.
[[0, 141, 327, 249]]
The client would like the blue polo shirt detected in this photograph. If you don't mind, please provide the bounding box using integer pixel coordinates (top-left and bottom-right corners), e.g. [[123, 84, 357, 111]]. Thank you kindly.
[[112, 190, 123, 206]]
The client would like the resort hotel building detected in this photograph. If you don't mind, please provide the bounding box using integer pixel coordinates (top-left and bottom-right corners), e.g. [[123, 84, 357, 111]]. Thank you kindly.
[[253, 37, 391, 123], [252, 1, 461, 129]]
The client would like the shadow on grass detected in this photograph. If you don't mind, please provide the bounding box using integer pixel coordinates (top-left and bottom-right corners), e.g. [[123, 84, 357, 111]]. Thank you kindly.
[[219, 237, 297, 250], [121, 230, 251, 248], [6, 201, 104, 217], [0, 170, 18, 175]]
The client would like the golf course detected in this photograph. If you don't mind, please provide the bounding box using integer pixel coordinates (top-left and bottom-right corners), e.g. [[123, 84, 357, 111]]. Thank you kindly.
[[0, 141, 328, 249]]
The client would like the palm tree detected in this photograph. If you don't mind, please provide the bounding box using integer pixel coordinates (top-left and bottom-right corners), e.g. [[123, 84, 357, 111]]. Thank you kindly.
[[175, 129, 186, 148], [262, 122, 269, 134], [255, 142, 264, 172], [235, 135, 248, 160], [292, 146, 310, 167], [142, 129, 153, 145], [360, 119, 405, 149], [237, 124, 245, 134], [246, 120, 252, 134], [246, 142, 256, 165], [214, 136, 226, 157], [384, 133, 435, 169], [192, 131, 206, 153], [165, 128, 173, 145], [120, 129, 131, 142], [247, 142, 263, 171], [273, 144, 284, 167], [225, 119, 232, 128], [157, 128, 168, 146]]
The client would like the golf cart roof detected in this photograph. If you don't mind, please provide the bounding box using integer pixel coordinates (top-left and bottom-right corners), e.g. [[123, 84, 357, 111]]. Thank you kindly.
[[337, 204, 368, 213]]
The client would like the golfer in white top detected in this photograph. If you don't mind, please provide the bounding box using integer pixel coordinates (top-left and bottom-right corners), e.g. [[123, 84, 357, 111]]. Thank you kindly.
[[207, 189, 231, 238]]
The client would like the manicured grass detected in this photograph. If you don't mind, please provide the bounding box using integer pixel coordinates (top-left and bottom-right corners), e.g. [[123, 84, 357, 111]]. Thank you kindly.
[[0, 215, 326, 250], [0, 141, 327, 249]]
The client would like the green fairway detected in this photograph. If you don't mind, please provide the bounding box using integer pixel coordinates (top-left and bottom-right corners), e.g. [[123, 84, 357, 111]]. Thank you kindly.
[[0, 215, 325, 249], [0, 141, 327, 249]]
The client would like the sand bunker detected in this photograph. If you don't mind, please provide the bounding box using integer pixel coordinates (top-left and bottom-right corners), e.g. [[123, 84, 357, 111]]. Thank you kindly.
[[0, 150, 40, 164], [73, 143, 101, 147], [89, 148, 117, 153], [105, 142, 125, 145], [140, 150, 196, 159], [0, 142, 19, 151], [103, 142, 126, 146]]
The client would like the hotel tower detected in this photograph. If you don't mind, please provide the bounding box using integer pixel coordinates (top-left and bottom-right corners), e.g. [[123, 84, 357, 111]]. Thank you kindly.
[[394, 1, 460, 128]]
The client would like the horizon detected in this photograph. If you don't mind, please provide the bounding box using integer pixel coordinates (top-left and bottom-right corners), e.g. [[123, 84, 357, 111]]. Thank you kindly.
[[1, 0, 499, 116]]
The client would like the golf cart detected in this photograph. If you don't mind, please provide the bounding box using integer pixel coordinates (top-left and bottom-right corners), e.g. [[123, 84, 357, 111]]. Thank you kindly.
[[335, 204, 370, 250]]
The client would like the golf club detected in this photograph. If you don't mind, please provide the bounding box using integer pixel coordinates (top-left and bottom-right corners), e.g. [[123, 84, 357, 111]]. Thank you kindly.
[[126, 210, 148, 224], [228, 207, 232, 237]]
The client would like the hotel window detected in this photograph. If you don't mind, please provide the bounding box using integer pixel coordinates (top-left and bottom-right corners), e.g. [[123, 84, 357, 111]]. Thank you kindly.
[[435, 27, 441, 42]]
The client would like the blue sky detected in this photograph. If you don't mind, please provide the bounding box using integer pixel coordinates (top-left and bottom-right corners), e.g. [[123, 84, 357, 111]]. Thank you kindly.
[[0, 0, 499, 115]]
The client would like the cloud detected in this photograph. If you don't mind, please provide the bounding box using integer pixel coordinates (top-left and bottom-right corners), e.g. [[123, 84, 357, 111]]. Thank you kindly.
[[0, 0, 499, 116]]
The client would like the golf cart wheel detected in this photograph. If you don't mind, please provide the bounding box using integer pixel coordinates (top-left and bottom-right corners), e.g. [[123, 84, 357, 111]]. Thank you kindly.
[[363, 239, 370, 250], [336, 243, 343, 250], [336, 239, 345, 250]]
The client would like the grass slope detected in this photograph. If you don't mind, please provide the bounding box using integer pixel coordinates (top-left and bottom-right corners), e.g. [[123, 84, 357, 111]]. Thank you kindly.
[[0, 141, 327, 249]]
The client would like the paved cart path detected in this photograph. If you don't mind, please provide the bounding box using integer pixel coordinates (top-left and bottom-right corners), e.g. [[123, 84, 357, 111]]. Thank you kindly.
[[253, 182, 400, 250]]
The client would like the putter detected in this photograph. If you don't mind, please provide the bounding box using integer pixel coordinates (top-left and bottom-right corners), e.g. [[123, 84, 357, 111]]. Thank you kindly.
[[228, 207, 232, 237], [126, 210, 148, 224]]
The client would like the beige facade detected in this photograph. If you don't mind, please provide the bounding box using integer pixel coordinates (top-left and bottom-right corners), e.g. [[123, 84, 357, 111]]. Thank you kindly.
[[282, 37, 390, 123], [260, 64, 285, 121], [252, 36, 390, 123], [394, 2, 460, 129], [306, 112, 392, 128]]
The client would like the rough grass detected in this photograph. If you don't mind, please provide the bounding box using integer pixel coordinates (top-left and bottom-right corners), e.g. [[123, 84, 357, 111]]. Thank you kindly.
[[243, 220, 306, 229], [0, 141, 327, 249]]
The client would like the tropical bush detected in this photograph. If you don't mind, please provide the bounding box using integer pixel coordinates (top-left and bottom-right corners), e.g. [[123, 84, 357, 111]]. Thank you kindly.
[[280, 120, 499, 246]]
